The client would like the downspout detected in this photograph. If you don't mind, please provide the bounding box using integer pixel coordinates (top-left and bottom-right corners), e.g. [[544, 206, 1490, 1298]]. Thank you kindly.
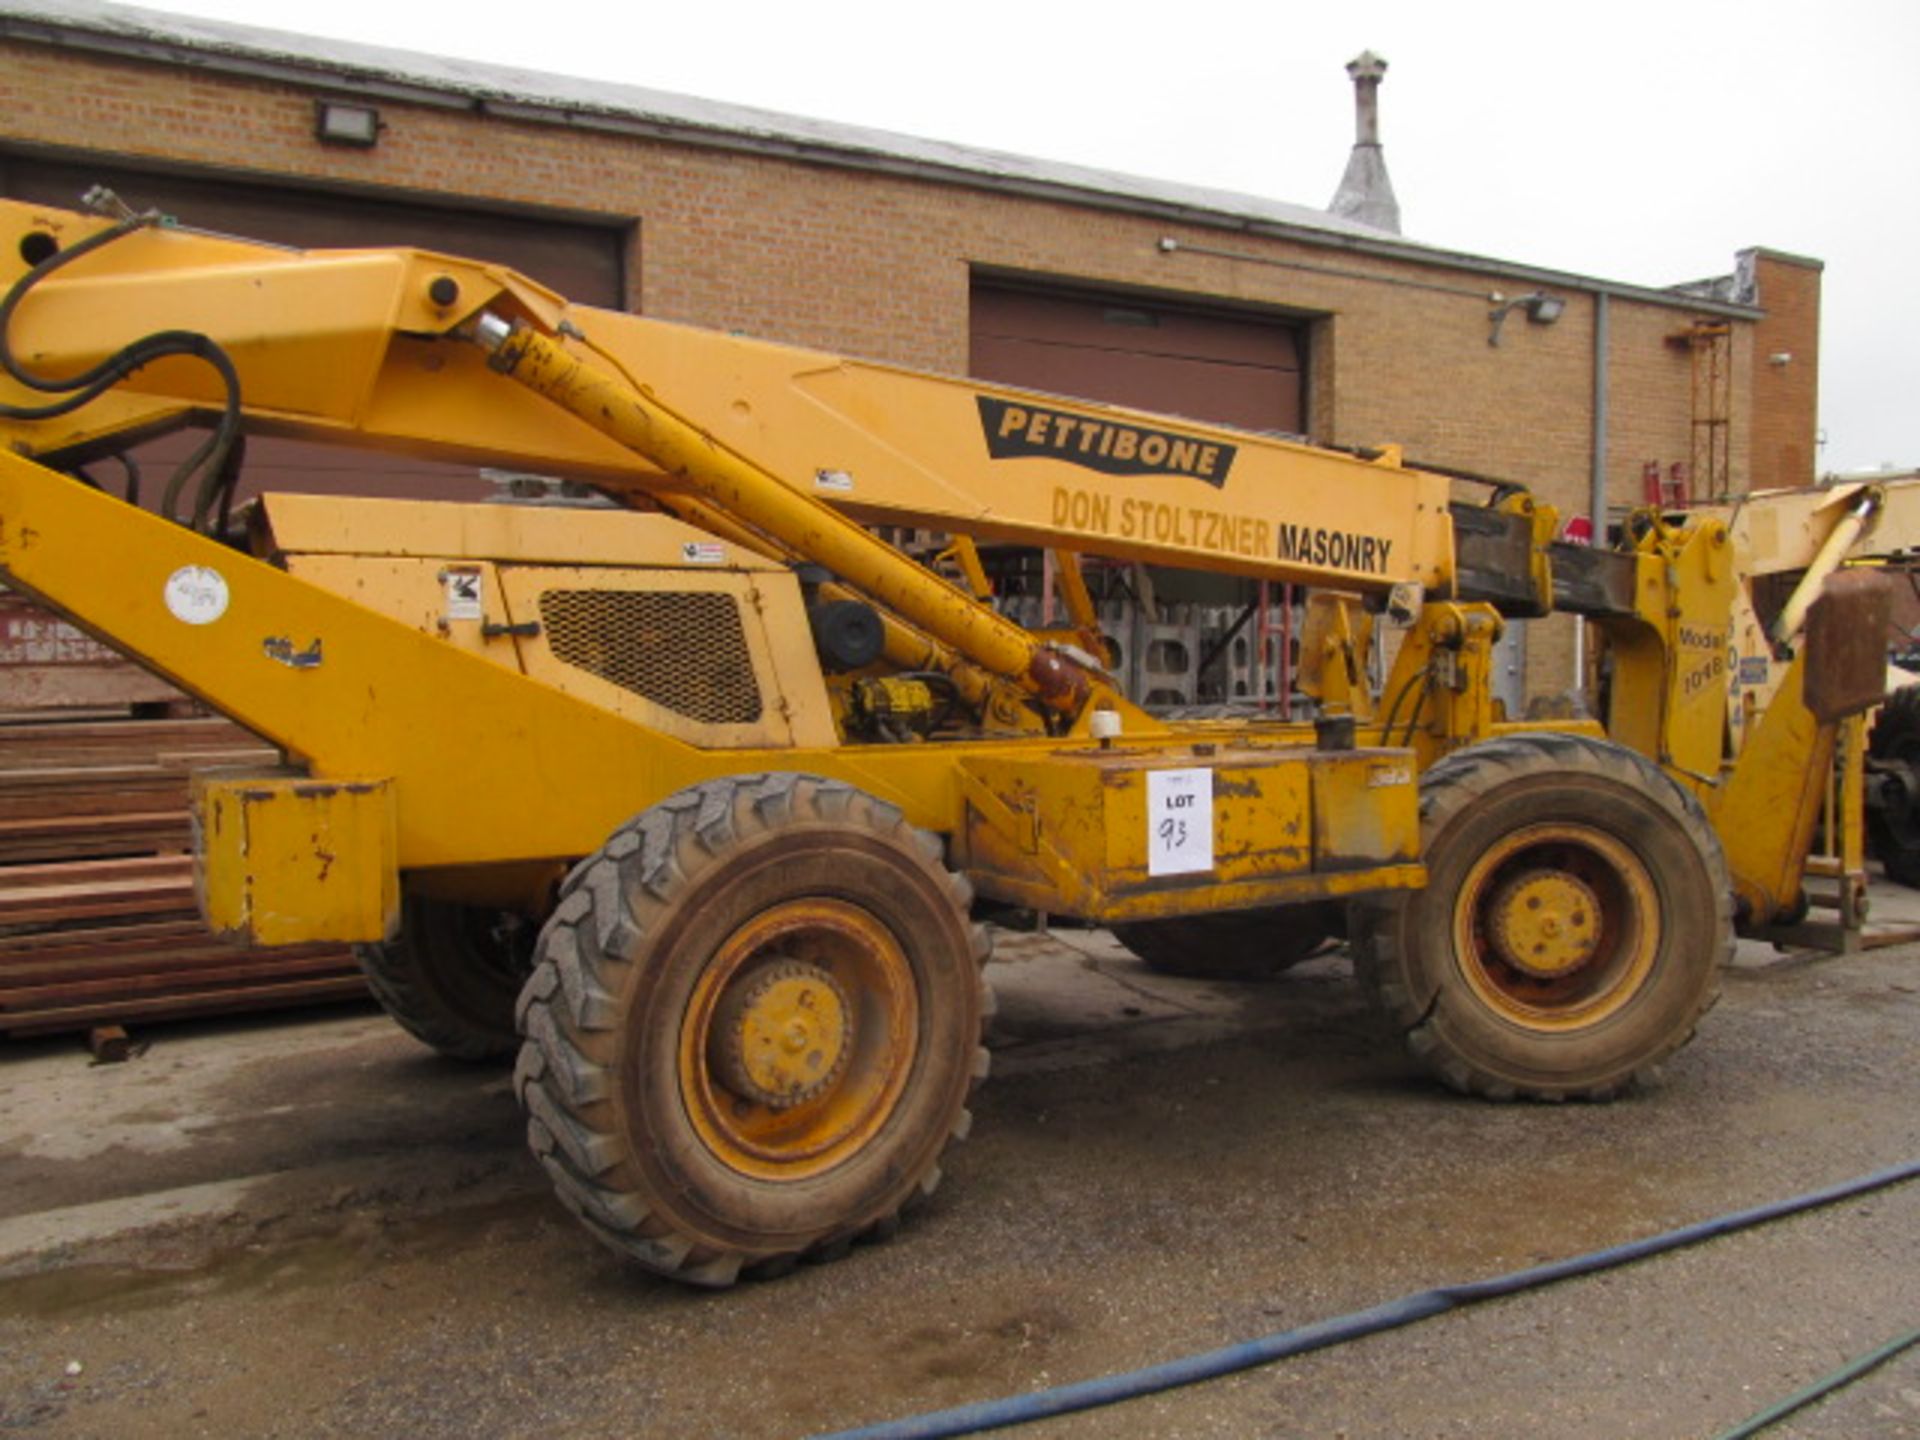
[[1577, 290, 1611, 697]]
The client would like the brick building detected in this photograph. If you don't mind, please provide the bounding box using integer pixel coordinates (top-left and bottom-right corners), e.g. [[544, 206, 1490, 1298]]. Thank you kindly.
[[0, 0, 1821, 703]]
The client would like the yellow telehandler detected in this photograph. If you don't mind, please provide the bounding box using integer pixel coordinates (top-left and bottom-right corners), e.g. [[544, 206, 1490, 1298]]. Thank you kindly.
[[0, 193, 1892, 1283]]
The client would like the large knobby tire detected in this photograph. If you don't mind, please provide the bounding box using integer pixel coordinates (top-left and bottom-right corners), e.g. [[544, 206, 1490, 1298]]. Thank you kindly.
[[355, 898, 536, 1061], [1351, 733, 1729, 1101], [513, 773, 991, 1287], [1867, 685, 1920, 887], [1111, 902, 1343, 980]]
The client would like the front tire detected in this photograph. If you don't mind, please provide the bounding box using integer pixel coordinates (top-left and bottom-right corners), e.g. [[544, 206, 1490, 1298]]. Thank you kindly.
[[514, 773, 991, 1287], [1351, 733, 1729, 1101]]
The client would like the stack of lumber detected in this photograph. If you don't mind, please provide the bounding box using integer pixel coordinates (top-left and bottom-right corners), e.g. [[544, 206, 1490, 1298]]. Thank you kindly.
[[0, 712, 366, 1038]]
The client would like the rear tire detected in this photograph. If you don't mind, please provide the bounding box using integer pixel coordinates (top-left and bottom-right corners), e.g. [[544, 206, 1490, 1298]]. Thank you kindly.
[[1351, 733, 1728, 1101], [356, 898, 535, 1061], [513, 773, 991, 1287], [1867, 685, 1920, 887], [1111, 903, 1342, 980]]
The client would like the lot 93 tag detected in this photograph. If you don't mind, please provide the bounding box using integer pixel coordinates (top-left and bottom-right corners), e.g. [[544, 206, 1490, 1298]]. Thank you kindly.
[[1147, 767, 1213, 877]]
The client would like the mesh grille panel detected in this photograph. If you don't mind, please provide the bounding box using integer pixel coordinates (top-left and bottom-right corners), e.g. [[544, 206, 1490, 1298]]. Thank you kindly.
[[538, 589, 762, 724]]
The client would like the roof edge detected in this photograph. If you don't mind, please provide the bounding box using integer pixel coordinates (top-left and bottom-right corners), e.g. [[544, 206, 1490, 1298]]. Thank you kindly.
[[0, 2, 1771, 320], [1745, 246, 1825, 272]]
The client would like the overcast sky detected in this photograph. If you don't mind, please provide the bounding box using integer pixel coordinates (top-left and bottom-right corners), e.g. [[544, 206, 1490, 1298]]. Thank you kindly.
[[153, 0, 1918, 473]]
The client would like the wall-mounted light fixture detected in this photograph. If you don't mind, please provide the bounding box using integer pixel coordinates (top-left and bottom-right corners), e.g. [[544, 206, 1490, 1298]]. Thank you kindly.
[[1487, 290, 1565, 346], [315, 99, 382, 148], [1769, 351, 1794, 367]]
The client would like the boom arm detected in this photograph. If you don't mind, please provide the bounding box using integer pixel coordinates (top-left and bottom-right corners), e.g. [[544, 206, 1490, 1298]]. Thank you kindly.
[[0, 199, 1456, 595]]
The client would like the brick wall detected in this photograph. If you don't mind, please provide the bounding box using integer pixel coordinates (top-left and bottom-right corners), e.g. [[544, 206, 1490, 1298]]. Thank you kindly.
[[0, 39, 1815, 698], [1748, 251, 1822, 490]]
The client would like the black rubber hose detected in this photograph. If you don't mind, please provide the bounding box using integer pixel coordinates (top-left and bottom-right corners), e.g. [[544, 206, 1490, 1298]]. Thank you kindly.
[[0, 202, 244, 528], [814, 1156, 1920, 1440], [0, 211, 156, 410], [1375, 666, 1423, 738]]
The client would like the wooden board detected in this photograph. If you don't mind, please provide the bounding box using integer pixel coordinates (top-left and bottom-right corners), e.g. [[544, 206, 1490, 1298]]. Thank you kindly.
[[0, 697, 366, 1037]]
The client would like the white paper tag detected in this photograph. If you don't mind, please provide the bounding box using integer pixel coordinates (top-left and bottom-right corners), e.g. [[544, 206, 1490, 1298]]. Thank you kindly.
[[680, 542, 726, 565], [1147, 768, 1213, 877], [164, 566, 229, 626]]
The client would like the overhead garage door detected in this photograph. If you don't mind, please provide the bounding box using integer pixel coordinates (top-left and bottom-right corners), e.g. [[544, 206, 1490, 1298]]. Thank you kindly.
[[969, 283, 1303, 436], [970, 281, 1309, 706], [0, 155, 628, 503]]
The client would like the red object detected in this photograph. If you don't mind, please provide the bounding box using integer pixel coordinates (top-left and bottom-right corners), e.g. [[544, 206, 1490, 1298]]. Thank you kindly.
[[1669, 462, 1691, 507], [1561, 514, 1593, 546], [1641, 461, 1689, 509]]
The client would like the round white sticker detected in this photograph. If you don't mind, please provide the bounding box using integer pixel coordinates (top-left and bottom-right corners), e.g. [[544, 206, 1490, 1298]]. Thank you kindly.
[[164, 565, 230, 625]]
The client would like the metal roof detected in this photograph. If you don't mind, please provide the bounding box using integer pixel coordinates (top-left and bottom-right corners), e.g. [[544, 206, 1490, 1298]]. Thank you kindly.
[[0, 0, 1766, 318], [1, 0, 1398, 238]]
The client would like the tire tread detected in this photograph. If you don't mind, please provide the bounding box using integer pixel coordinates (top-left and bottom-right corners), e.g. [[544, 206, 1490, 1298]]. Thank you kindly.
[[514, 772, 990, 1286], [1351, 733, 1730, 1101]]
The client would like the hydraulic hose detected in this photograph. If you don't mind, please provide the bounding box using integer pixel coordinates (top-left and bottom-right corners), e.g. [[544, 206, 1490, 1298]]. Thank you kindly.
[[0, 205, 161, 412], [814, 1156, 1920, 1440], [0, 191, 244, 529]]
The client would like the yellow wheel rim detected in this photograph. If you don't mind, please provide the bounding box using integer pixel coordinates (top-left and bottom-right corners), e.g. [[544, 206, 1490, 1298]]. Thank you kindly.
[[680, 898, 917, 1180], [1452, 823, 1658, 1030], [709, 960, 853, 1111]]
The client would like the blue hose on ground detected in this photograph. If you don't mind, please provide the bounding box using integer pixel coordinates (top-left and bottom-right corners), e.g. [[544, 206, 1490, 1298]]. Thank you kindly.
[[813, 1156, 1920, 1440]]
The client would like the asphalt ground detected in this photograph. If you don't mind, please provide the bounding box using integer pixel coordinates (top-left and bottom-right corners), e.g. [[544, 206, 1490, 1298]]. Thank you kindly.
[[1, 900, 1917, 1439]]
